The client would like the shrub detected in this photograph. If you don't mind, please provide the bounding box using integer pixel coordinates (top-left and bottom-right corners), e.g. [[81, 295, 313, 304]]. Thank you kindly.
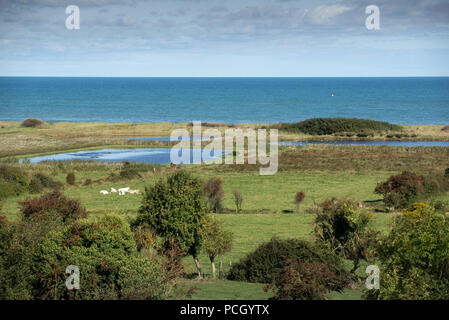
[[374, 171, 424, 209], [20, 190, 87, 223], [265, 259, 348, 300], [203, 178, 224, 213], [33, 215, 165, 300], [314, 198, 377, 273], [364, 203, 449, 300], [29, 173, 62, 193], [441, 125, 449, 132], [227, 237, 348, 284], [66, 172, 75, 185], [202, 216, 233, 278], [135, 170, 208, 277], [232, 189, 243, 213], [375, 171, 449, 209], [275, 118, 401, 135], [0, 211, 65, 299], [21, 118, 45, 128], [294, 191, 305, 213]]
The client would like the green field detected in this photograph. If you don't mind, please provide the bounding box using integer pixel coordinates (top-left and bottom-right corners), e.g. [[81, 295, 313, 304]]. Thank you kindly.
[[1, 121, 448, 300]]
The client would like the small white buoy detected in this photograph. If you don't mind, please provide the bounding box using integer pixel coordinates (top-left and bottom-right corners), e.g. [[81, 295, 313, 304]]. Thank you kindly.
[[331, 93, 334, 97]]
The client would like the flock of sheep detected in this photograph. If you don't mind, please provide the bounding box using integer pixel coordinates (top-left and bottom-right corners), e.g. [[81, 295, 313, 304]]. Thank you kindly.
[[99, 187, 140, 195]]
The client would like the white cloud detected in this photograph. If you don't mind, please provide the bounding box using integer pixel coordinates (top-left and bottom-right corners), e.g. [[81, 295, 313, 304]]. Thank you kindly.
[[306, 5, 352, 25]]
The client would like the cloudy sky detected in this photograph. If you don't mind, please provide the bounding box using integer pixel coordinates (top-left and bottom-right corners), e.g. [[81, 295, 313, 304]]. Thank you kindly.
[[0, 0, 448, 76]]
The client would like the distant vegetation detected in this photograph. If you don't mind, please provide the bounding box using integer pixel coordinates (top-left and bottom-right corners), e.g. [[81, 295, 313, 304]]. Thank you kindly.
[[0, 165, 62, 200], [273, 118, 402, 135], [374, 170, 449, 209], [20, 118, 46, 128]]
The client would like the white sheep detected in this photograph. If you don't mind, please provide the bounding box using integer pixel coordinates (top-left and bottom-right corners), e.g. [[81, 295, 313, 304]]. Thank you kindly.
[[128, 189, 140, 194], [100, 190, 109, 195], [118, 187, 130, 195], [110, 188, 117, 193]]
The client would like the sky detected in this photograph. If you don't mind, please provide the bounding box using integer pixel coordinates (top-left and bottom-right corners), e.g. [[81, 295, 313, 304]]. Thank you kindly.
[[0, 0, 449, 77]]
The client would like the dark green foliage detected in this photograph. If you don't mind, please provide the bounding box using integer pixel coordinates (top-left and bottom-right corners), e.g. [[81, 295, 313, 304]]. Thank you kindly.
[[203, 178, 224, 213], [0, 211, 65, 299], [275, 118, 401, 135], [0, 166, 61, 199], [66, 172, 75, 185], [135, 170, 207, 257], [314, 198, 377, 273], [364, 203, 449, 300], [265, 259, 348, 300], [33, 215, 165, 300], [20, 190, 87, 223], [21, 118, 45, 128], [375, 171, 449, 209], [227, 237, 348, 284]]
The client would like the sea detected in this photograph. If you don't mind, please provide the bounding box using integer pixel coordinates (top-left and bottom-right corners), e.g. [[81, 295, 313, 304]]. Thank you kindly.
[[0, 77, 448, 125]]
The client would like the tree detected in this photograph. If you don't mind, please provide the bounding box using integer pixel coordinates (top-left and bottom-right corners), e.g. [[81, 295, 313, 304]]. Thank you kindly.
[[203, 178, 224, 213], [33, 215, 165, 300], [314, 198, 377, 274], [294, 191, 305, 213], [365, 203, 449, 300], [135, 170, 208, 278], [232, 189, 243, 214], [202, 215, 233, 278]]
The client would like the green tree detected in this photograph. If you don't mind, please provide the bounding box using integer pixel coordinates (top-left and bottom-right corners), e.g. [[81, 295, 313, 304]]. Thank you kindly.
[[202, 215, 233, 278], [365, 203, 449, 300], [314, 198, 377, 273], [135, 170, 208, 277], [33, 215, 165, 300]]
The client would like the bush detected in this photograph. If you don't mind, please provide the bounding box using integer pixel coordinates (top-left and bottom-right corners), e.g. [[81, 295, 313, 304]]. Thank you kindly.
[[441, 125, 449, 132], [0, 166, 61, 199], [33, 215, 165, 300], [20, 190, 87, 223], [265, 259, 348, 300], [375, 171, 449, 209], [294, 191, 305, 213], [135, 170, 208, 277], [29, 173, 62, 193], [227, 237, 348, 284], [232, 189, 243, 213], [21, 118, 45, 128], [374, 171, 424, 209], [314, 198, 377, 273], [0, 211, 65, 299], [275, 118, 401, 135], [66, 172, 75, 185], [203, 178, 224, 213], [364, 203, 449, 300]]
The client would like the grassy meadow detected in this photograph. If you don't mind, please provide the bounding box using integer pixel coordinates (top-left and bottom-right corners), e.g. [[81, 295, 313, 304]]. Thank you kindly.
[[1, 120, 449, 300]]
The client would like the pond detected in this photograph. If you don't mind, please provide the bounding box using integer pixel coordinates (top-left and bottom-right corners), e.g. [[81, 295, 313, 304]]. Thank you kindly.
[[24, 148, 223, 164]]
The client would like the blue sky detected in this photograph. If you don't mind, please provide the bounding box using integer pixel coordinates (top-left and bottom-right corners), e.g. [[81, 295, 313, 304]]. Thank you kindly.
[[0, 0, 449, 76]]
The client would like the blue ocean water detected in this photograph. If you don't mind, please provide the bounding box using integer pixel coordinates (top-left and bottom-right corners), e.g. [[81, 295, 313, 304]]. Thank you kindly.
[[0, 77, 448, 124]]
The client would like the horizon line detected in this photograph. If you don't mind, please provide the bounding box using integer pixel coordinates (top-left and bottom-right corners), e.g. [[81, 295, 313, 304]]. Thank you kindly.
[[1, 75, 449, 78]]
